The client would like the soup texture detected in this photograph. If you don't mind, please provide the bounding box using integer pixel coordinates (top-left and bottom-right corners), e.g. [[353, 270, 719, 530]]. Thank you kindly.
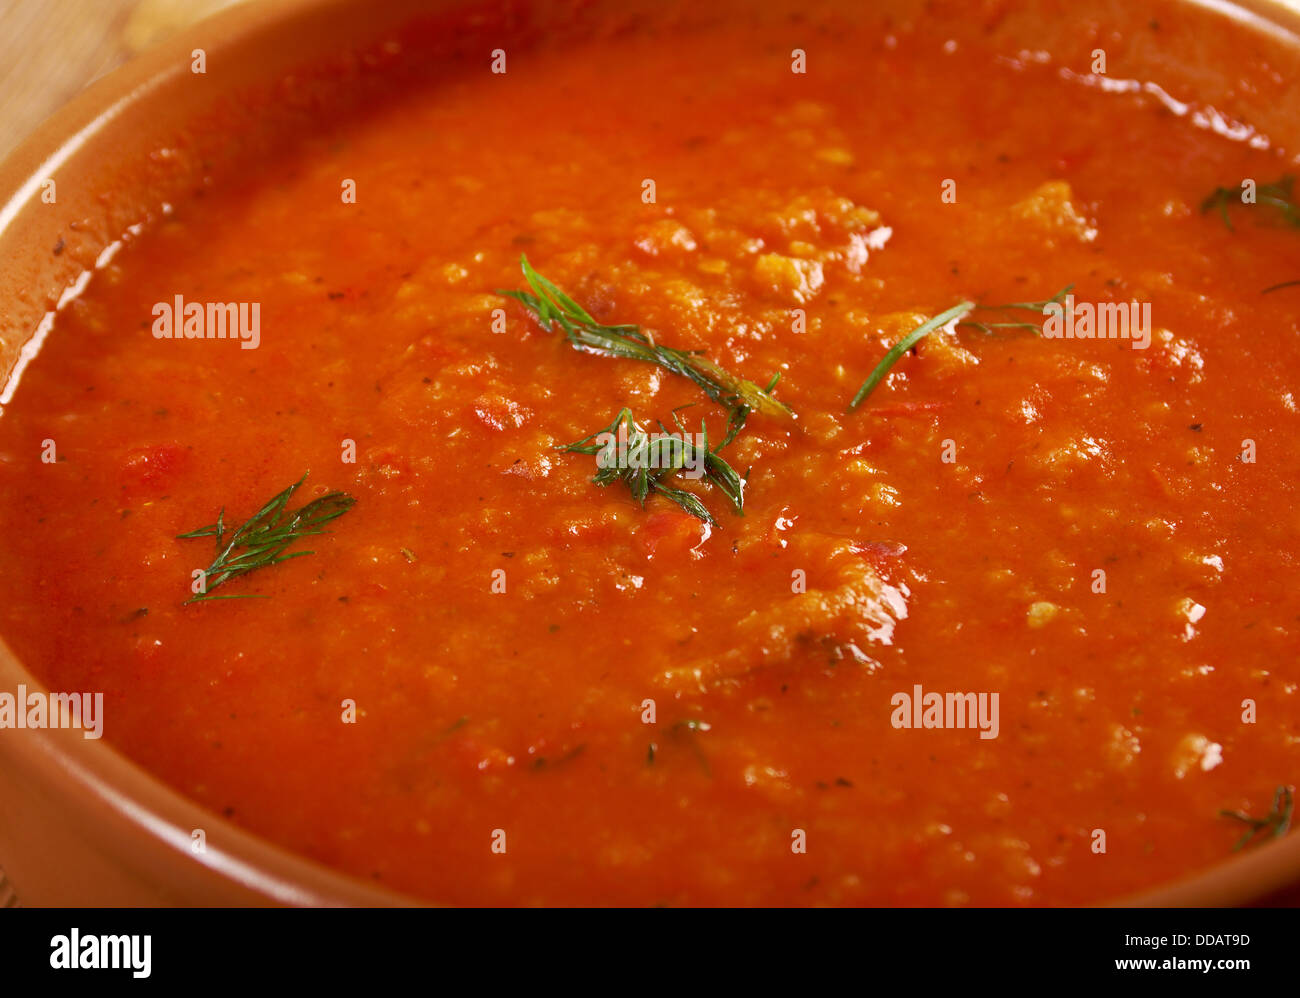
[[0, 0, 1298, 905]]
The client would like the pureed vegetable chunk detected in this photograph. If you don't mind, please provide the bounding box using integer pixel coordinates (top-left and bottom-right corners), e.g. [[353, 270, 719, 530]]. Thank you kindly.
[[0, 0, 1298, 905]]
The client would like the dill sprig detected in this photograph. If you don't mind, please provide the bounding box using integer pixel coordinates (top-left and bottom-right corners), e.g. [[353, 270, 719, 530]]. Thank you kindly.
[[1262, 279, 1300, 295], [497, 255, 792, 428], [1220, 785, 1294, 851], [847, 286, 1071, 411], [498, 255, 789, 526], [1202, 175, 1300, 230], [177, 474, 355, 604], [959, 285, 1074, 334], [847, 302, 973, 411], [561, 407, 745, 526]]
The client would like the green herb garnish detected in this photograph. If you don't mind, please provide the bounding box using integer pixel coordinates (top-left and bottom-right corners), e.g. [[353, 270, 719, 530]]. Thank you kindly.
[[178, 474, 355, 604], [848, 286, 1072, 411], [958, 285, 1074, 335], [1262, 279, 1300, 295], [443, 716, 469, 735], [848, 302, 974, 411], [561, 407, 745, 526], [499, 255, 788, 526], [1202, 175, 1300, 230], [497, 255, 792, 426], [1220, 785, 1294, 851]]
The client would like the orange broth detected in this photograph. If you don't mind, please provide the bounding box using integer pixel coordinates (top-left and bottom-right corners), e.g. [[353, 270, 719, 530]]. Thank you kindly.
[[0, 0, 1298, 905]]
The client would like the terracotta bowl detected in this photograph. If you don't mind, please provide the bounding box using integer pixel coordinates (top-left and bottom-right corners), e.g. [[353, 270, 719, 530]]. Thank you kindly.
[[1, 0, 1299, 906]]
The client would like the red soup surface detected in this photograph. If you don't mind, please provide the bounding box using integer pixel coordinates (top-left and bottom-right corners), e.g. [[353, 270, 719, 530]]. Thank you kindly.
[[0, 0, 1299, 905]]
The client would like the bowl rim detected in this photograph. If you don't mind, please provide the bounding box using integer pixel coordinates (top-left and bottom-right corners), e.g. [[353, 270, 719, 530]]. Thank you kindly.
[[1, 0, 1299, 908], [0, 0, 424, 907]]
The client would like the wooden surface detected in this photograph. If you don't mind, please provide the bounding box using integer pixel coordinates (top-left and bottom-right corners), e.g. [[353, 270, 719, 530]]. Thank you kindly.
[[0, 0, 245, 161]]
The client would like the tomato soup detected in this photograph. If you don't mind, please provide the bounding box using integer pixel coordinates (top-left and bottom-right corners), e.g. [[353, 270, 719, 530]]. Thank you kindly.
[[0, 0, 1298, 905]]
